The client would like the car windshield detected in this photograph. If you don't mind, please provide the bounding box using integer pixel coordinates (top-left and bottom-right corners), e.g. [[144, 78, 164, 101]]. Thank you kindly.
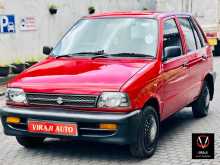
[[52, 18, 158, 58]]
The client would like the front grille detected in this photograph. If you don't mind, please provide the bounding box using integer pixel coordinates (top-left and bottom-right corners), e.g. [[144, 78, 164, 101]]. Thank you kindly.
[[26, 93, 98, 108]]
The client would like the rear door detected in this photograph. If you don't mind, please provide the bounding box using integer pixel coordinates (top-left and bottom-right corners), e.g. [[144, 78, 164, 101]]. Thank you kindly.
[[177, 16, 208, 102], [161, 17, 190, 118]]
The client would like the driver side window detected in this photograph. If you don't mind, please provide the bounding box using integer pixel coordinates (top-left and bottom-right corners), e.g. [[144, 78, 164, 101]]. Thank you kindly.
[[163, 19, 183, 60]]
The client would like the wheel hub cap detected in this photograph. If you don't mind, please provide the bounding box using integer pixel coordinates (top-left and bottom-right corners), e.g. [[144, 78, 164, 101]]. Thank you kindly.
[[145, 115, 157, 143]]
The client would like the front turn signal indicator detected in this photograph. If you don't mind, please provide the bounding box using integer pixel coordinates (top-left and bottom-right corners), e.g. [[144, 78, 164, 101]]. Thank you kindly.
[[6, 117, 21, 124], [99, 123, 118, 130]]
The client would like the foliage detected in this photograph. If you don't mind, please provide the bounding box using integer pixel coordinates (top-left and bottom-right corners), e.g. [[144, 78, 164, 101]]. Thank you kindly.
[[26, 56, 38, 62], [49, 3, 58, 9], [13, 58, 24, 65]]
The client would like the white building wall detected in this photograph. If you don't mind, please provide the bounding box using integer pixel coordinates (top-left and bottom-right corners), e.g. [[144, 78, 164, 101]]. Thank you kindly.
[[0, 0, 153, 64]]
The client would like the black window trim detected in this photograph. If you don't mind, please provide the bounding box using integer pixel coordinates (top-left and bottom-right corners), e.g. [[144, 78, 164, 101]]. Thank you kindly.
[[189, 18, 200, 49], [190, 17, 207, 47], [162, 17, 184, 60]]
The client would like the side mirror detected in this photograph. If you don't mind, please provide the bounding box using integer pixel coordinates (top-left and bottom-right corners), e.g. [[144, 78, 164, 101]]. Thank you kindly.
[[43, 46, 53, 55], [163, 46, 181, 62]]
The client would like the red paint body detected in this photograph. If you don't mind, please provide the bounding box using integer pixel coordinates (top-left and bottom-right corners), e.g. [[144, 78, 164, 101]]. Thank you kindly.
[[7, 11, 214, 121]]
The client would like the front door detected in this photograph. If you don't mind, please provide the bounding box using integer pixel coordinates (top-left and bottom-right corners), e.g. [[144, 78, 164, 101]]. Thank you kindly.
[[161, 18, 190, 118]]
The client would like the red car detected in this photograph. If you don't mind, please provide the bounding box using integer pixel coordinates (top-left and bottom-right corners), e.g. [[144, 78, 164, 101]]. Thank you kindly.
[[0, 11, 216, 158]]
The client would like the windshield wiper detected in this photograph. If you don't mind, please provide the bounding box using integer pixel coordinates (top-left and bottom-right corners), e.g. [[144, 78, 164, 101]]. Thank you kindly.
[[91, 54, 109, 59], [92, 52, 153, 59], [74, 50, 106, 55], [55, 52, 153, 59], [110, 53, 154, 58], [73, 50, 110, 59], [55, 54, 73, 59], [55, 50, 107, 58]]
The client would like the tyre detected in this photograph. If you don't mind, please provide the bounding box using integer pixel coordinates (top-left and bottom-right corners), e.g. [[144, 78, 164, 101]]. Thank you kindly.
[[129, 106, 160, 158], [192, 82, 210, 118], [16, 136, 45, 148]]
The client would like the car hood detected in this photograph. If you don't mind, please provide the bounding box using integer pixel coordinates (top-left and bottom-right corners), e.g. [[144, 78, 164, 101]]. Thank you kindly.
[[9, 57, 152, 94]]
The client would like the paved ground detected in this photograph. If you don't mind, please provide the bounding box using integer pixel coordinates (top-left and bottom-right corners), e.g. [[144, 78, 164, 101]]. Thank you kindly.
[[0, 57, 220, 165]]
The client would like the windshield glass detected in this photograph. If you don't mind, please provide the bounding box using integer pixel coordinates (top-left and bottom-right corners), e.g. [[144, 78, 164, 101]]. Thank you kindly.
[[52, 18, 158, 58]]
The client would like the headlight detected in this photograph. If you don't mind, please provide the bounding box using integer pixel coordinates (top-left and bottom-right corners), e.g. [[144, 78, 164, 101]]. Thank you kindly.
[[6, 88, 27, 104], [97, 92, 130, 108]]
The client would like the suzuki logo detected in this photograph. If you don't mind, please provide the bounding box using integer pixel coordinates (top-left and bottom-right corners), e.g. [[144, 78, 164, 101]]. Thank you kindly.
[[197, 135, 210, 149], [56, 97, 63, 105]]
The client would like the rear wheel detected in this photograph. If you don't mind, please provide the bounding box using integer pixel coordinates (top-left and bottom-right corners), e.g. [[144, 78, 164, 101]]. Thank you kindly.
[[192, 82, 210, 118], [16, 136, 45, 148], [129, 106, 159, 158]]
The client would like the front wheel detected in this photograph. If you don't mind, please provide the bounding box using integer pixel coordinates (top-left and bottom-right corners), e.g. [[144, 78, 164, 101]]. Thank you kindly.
[[192, 82, 210, 118], [129, 106, 160, 158], [16, 136, 45, 148]]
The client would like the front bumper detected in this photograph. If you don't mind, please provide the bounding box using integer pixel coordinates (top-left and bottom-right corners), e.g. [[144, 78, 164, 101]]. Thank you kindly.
[[0, 106, 141, 145]]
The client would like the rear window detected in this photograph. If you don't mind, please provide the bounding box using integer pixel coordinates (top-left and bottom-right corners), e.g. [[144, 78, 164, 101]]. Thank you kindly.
[[192, 18, 207, 47], [190, 20, 202, 49]]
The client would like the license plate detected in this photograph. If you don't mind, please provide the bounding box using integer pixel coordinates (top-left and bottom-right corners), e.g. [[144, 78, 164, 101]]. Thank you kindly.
[[28, 120, 78, 136]]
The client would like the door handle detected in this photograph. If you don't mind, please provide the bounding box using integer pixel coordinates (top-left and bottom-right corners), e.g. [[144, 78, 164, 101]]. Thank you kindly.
[[182, 61, 189, 68], [201, 55, 208, 61]]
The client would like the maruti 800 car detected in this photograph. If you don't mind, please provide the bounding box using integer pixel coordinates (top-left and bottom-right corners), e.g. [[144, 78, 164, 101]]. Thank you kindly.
[[0, 11, 216, 158]]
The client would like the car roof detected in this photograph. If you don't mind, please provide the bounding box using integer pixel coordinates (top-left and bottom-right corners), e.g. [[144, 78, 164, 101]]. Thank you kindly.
[[85, 11, 192, 19]]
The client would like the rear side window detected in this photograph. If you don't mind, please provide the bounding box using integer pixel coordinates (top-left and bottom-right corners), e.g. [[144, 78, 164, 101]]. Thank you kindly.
[[163, 19, 183, 57], [178, 18, 197, 52], [191, 21, 202, 49], [192, 19, 206, 47]]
